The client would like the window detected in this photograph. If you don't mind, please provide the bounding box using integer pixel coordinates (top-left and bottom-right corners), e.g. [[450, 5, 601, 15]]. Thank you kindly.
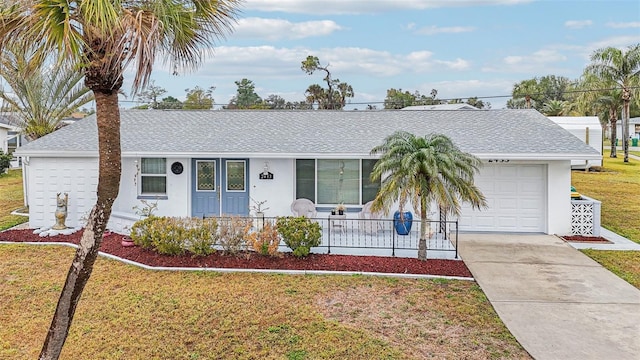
[[140, 158, 166, 195], [295, 159, 380, 205]]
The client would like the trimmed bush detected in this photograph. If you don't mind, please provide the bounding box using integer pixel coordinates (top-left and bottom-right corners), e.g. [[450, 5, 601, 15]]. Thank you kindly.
[[276, 216, 322, 257], [246, 221, 281, 256], [0, 150, 11, 175], [218, 216, 251, 254], [129, 216, 217, 256]]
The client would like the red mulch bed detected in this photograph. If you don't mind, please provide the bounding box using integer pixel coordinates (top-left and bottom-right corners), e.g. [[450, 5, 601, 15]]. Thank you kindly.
[[561, 235, 612, 243], [0, 229, 472, 278]]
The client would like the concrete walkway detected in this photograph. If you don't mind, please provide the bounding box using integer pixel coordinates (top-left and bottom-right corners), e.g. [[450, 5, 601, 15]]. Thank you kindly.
[[458, 233, 640, 360]]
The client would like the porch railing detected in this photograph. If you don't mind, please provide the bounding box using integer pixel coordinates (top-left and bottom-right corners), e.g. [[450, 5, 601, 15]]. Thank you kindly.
[[257, 216, 459, 259]]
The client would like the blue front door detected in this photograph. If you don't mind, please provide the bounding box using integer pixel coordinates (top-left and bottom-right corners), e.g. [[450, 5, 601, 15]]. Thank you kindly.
[[192, 159, 220, 218], [221, 159, 249, 216], [191, 158, 249, 217]]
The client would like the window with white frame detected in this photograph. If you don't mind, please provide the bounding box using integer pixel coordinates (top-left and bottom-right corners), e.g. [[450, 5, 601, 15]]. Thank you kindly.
[[140, 158, 167, 195], [295, 159, 380, 205]]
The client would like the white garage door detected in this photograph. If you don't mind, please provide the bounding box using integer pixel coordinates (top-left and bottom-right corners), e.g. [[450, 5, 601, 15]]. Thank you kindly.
[[459, 164, 546, 232]]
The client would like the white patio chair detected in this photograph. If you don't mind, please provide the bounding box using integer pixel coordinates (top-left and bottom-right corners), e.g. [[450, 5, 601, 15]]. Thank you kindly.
[[358, 201, 384, 234], [290, 198, 317, 218]]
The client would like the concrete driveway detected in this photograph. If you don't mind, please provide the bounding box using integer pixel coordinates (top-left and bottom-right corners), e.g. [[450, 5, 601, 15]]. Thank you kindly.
[[458, 233, 640, 360]]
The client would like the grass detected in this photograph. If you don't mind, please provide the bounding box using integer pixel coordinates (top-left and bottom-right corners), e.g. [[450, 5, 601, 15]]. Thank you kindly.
[[0, 169, 28, 231], [572, 153, 640, 290], [571, 152, 640, 243], [580, 250, 640, 289], [0, 245, 530, 359]]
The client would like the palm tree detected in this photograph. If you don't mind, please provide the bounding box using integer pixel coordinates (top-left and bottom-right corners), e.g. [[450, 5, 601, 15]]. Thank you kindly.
[[0, 44, 93, 140], [595, 90, 624, 157], [584, 44, 640, 162], [541, 100, 567, 116], [370, 132, 487, 260], [0, 2, 240, 359]]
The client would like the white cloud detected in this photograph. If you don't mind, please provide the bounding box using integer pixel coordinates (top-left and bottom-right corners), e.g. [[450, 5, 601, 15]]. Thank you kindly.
[[435, 58, 471, 70], [415, 25, 475, 35], [234, 18, 343, 40], [606, 21, 640, 29], [484, 49, 568, 73], [243, 0, 533, 15], [564, 20, 592, 29]]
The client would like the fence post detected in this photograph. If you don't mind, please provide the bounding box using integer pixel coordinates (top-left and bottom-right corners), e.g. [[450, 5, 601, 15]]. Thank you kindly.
[[327, 217, 331, 254], [392, 224, 396, 257], [455, 221, 459, 259]]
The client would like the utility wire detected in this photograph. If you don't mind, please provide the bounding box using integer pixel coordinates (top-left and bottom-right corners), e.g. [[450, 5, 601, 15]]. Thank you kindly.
[[106, 85, 640, 107]]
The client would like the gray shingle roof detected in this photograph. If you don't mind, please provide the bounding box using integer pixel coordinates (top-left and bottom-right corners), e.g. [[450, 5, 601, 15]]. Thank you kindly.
[[16, 109, 600, 159]]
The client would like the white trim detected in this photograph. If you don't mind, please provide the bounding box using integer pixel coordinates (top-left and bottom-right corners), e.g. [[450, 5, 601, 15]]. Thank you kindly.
[[225, 160, 246, 193], [139, 157, 167, 196], [195, 159, 217, 192]]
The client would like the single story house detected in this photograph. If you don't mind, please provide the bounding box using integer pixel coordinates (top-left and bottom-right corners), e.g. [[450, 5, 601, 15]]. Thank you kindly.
[[547, 116, 603, 170], [614, 117, 640, 140], [0, 114, 19, 155], [15, 109, 600, 236]]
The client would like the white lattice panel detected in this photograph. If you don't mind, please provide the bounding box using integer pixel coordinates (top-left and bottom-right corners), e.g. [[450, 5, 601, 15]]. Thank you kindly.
[[571, 202, 594, 235]]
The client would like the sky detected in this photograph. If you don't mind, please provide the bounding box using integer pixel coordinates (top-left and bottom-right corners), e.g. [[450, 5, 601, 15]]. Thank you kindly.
[[122, 0, 640, 110]]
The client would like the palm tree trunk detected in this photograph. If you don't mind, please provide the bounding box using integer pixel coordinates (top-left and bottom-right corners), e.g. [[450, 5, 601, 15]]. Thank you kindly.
[[622, 95, 630, 163], [610, 118, 618, 158], [418, 197, 429, 260], [39, 91, 121, 360]]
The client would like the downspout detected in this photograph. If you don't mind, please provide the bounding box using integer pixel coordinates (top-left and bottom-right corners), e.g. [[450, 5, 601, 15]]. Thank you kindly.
[[21, 156, 29, 208]]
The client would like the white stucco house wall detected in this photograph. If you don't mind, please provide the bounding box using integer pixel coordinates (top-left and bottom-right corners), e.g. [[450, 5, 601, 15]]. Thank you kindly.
[[615, 117, 640, 140], [15, 109, 600, 236], [547, 116, 603, 170]]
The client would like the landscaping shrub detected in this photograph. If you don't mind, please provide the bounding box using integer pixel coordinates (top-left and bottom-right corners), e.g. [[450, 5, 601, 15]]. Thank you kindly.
[[276, 216, 322, 257], [0, 150, 11, 175], [218, 216, 251, 254], [188, 217, 218, 256], [246, 221, 281, 256], [130, 216, 217, 256]]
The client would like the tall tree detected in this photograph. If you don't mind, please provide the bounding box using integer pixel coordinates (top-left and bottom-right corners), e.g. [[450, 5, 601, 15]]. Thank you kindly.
[[0, 2, 240, 359], [184, 86, 216, 110], [136, 80, 167, 109], [584, 44, 640, 163], [0, 44, 93, 140], [576, 73, 624, 157], [301, 55, 354, 109], [157, 96, 183, 110], [541, 100, 568, 116], [383, 88, 443, 109], [370, 132, 487, 260], [508, 75, 574, 111], [264, 94, 286, 109], [228, 78, 262, 109]]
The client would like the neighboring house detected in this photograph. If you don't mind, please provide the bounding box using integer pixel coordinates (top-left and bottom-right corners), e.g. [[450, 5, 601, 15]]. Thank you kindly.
[[0, 114, 23, 167], [614, 117, 640, 140], [15, 109, 600, 236], [402, 104, 479, 110], [547, 116, 603, 170]]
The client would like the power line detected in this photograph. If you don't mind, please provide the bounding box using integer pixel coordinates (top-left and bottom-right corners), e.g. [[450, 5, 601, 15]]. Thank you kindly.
[[113, 85, 640, 107]]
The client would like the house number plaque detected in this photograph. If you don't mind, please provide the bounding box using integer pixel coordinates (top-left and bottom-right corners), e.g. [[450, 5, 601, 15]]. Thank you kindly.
[[259, 172, 274, 180]]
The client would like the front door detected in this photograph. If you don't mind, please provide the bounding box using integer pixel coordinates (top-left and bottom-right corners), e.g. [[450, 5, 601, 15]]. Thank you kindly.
[[192, 159, 220, 218], [191, 158, 249, 217], [221, 159, 249, 215]]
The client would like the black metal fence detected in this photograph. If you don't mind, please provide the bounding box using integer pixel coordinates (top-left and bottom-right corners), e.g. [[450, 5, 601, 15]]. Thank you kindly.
[[254, 216, 459, 258]]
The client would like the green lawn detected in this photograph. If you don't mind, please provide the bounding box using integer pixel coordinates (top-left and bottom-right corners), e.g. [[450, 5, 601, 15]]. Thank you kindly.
[[0, 245, 529, 359], [0, 169, 28, 231], [572, 153, 640, 243], [572, 153, 640, 289], [0, 169, 529, 358]]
